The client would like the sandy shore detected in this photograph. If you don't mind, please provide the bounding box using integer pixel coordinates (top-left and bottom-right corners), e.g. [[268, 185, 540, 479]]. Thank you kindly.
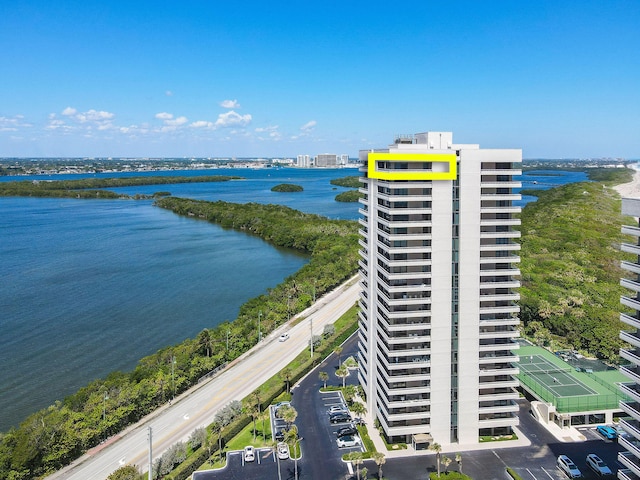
[[614, 166, 640, 198]]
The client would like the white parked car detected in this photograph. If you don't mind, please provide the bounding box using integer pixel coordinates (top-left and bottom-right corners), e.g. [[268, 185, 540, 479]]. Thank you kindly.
[[327, 405, 348, 415], [585, 454, 612, 476], [557, 455, 582, 478], [276, 442, 289, 460], [243, 445, 255, 462], [278, 333, 290, 342], [336, 435, 361, 448]]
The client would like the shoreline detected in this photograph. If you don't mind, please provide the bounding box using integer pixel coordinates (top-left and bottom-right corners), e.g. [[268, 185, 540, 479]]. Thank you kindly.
[[614, 165, 640, 198]]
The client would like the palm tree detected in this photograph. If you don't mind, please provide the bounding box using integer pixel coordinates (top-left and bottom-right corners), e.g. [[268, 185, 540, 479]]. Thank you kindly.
[[319, 371, 329, 389], [442, 455, 452, 473], [455, 452, 462, 474], [284, 425, 301, 480], [351, 401, 366, 420], [347, 451, 364, 480], [197, 328, 213, 357], [280, 405, 298, 430], [372, 451, 386, 479], [429, 442, 442, 477], [282, 367, 292, 394], [252, 390, 263, 439], [269, 440, 283, 480], [335, 365, 348, 388], [334, 345, 343, 365], [243, 397, 260, 441]]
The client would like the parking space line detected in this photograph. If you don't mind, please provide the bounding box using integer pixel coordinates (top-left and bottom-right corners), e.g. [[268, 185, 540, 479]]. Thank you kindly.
[[525, 468, 537, 479], [541, 467, 555, 479]]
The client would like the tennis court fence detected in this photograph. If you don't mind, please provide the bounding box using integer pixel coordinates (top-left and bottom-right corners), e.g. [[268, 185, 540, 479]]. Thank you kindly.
[[518, 373, 627, 413]]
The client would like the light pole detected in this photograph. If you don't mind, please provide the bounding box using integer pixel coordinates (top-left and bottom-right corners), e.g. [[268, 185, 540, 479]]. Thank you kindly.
[[287, 295, 291, 321], [310, 317, 314, 359], [171, 356, 176, 401], [103, 391, 108, 423], [258, 310, 262, 342]]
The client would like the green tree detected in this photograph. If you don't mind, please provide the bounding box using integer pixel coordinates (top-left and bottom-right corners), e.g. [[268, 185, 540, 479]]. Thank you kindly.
[[455, 452, 462, 474], [282, 367, 293, 394], [280, 405, 298, 430], [319, 371, 329, 389], [284, 425, 301, 480], [336, 365, 348, 388], [106, 465, 140, 480], [347, 451, 364, 480], [430, 442, 442, 477], [334, 345, 343, 365], [442, 455, 452, 473], [351, 401, 366, 419], [372, 451, 386, 480], [197, 328, 213, 357]]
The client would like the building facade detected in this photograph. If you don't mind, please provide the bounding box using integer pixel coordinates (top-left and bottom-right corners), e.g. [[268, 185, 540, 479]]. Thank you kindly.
[[357, 131, 522, 446], [618, 197, 640, 479]]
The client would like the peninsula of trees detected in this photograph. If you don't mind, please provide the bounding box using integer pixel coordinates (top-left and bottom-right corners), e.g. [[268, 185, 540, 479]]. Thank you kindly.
[[0, 175, 242, 199]]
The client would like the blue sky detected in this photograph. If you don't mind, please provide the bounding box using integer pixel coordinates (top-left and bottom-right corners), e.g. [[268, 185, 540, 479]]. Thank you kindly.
[[1, 1, 638, 159]]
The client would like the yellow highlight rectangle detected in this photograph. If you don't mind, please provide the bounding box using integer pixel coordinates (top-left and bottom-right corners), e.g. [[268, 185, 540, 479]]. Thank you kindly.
[[368, 152, 457, 180]]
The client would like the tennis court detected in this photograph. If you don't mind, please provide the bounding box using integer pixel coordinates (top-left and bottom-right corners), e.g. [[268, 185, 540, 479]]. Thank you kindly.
[[517, 344, 629, 413], [519, 354, 598, 398]]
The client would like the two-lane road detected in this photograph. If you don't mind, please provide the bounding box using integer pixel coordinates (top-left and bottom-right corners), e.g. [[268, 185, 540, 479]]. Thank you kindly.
[[48, 277, 360, 479]]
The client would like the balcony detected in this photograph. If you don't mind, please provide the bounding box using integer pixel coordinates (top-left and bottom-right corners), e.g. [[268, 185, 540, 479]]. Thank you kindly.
[[478, 400, 519, 414], [479, 328, 520, 340], [618, 451, 640, 479], [621, 418, 640, 442], [620, 434, 640, 461], [623, 278, 640, 294], [623, 243, 640, 256], [480, 255, 521, 264], [623, 261, 640, 276], [479, 341, 520, 353], [479, 365, 520, 377], [479, 317, 520, 327], [623, 225, 640, 237], [479, 353, 519, 364], [479, 304, 520, 315], [622, 296, 640, 312], [622, 365, 640, 384], [478, 377, 520, 389], [622, 331, 640, 349], [477, 413, 518, 428], [479, 243, 521, 252], [622, 313, 640, 330], [621, 383, 640, 404], [479, 218, 521, 227], [621, 400, 640, 420], [478, 389, 519, 402]]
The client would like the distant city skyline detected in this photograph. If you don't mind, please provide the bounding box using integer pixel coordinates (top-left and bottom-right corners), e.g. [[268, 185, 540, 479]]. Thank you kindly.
[[1, 1, 638, 159]]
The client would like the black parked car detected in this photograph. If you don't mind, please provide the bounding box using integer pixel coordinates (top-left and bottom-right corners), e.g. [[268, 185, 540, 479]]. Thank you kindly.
[[329, 412, 352, 424], [336, 425, 357, 437]]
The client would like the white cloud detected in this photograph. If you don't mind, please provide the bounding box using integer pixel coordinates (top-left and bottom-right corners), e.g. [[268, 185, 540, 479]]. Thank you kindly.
[[76, 109, 114, 123], [62, 107, 77, 116], [300, 120, 317, 132], [255, 125, 279, 133], [0, 115, 32, 131], [165, 116, 188, 126], [220, 99, 240, 109], [165, 90, 173, 96], [155, 112, 174, 120], [214, 110, 252, 128], [190, 120, 215, 129]]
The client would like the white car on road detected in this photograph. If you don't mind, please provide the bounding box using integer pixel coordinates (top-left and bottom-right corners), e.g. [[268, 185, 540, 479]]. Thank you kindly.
[[557, 455, 582, 478], [278, 333, 290, 342], [585, 454, 612, 476], [243, 445, 255, 462]]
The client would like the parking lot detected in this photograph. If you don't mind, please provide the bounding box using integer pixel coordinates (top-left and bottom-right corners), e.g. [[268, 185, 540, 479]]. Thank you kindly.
[[191, 333, 625, 479]]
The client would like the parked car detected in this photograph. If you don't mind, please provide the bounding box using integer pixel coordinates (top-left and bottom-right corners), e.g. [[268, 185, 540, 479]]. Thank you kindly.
[[276, 442, 290, 460], [585, 453, 612, 476], [243, 445, 255, 463], [557, 455, 582, 478], [274, 426, 290, 441], [278, 333, 290, 342], [329, 412, 352, 424], [336, 435, 361, 448], [596, 425, 618, 440], [327, 405, 348, 415], [336, 424, 358, 437]]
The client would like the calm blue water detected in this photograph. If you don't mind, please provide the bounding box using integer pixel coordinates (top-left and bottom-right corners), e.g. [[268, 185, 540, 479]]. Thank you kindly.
[[0, 166, 584, 431]]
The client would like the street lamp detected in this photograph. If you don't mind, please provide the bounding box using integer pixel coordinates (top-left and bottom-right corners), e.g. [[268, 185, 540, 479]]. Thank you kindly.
[[103, 392, 109, 423], [258, 310, 262, 342], [287, 295, 291, 321], [171, 356, 176, 401]]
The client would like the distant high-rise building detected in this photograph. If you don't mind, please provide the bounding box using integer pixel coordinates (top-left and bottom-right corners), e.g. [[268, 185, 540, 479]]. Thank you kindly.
[[297, 155, 311, 167], [358, 131, 522, 446], [339, 154, 349, 166], [315, 154, 338, 168], [618, 197, 640, 477]]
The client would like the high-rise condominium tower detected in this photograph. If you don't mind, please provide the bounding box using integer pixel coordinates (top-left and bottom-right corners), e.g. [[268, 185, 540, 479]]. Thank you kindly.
[[357, 131, 522, 446]]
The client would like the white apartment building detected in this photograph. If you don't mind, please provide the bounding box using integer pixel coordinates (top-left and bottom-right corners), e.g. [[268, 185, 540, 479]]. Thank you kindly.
[[618, 197, 640, 479], [315, 153, 338, 167], [297, 155, 311, 167], [357, 131, 522, 446]]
